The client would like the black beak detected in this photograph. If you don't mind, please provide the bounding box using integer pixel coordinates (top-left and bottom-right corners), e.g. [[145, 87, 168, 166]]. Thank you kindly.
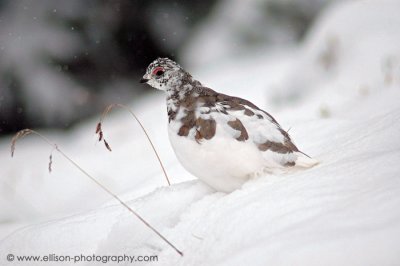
[[140, 78, 149, 83]]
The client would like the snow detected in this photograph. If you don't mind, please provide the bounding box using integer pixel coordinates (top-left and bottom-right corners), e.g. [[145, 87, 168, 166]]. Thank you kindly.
[[181, 0, 340, 69], [1, 0, 400, 265]]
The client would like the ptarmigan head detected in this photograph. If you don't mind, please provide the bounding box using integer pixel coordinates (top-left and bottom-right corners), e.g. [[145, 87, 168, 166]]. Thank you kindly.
[[140, 58, 183, 90]]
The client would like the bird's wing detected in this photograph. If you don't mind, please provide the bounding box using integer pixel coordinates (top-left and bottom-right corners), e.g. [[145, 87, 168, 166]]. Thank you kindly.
[[196, 89, 316, 169]]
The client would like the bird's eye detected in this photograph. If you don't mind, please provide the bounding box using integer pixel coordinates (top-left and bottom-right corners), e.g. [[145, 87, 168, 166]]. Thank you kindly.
[[153, 67, 164, 77]]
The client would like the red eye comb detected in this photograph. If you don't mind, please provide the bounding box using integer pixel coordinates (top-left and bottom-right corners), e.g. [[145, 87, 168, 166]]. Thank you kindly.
[[152, 67, 164, 75]]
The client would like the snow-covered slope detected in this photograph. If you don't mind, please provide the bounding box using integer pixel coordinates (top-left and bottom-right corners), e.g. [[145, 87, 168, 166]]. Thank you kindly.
[[1, 1, 400, 265]]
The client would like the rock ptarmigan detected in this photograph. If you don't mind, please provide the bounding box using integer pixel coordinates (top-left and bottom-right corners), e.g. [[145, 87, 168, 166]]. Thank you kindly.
[[141, 58, 318, 192]]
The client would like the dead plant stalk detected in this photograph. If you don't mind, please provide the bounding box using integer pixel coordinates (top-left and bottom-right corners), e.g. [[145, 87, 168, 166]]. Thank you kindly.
[[10, 129, 183, 256], [96, 103, 171, 186]]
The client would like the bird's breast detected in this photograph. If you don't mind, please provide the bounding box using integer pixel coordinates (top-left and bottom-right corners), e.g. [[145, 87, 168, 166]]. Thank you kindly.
[[167, 120, 266, 192]]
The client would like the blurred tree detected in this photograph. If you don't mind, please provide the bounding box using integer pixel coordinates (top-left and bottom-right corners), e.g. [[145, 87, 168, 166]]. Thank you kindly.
[[181, 0, 339, 67], [0, 0, 217, 134]]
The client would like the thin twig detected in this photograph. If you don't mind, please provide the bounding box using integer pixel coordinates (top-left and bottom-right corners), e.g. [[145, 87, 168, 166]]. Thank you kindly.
[[10, 129, 183, 256], [96, 104, 171, 186]]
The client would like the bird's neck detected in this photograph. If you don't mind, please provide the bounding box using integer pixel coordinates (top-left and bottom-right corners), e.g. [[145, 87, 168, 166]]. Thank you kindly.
[[165, 72, 202, 123]]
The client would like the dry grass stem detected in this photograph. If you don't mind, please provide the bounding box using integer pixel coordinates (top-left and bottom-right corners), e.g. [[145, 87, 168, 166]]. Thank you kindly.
[[96, 103, 171, 186], [10, 128, 183, 256], [11, 128, 33, 157], [49, 152, 53, 173]]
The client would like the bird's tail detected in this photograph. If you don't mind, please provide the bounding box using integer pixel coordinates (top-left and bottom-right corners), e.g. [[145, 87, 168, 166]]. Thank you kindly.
[[294, 153, 319, 168]]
